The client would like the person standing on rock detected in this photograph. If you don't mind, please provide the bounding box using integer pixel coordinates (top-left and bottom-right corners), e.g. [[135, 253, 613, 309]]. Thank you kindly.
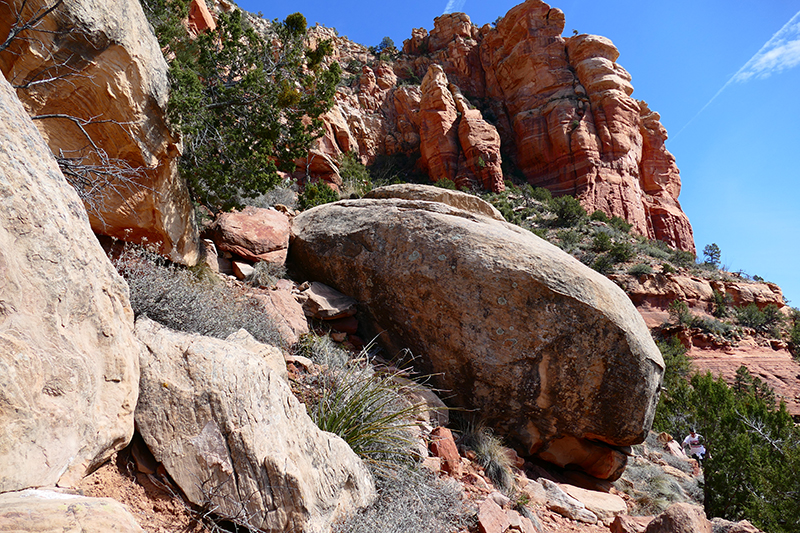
[[682, 430, 706, 463]]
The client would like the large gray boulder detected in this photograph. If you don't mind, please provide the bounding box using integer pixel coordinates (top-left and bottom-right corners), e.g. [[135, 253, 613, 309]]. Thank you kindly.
[[0, 74, 141, 491], [289, 189, 664, 479], [134, 317, 375, 533], [0, 0, 199, 264]]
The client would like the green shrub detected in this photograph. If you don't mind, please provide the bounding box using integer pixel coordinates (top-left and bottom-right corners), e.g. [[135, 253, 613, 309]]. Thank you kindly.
[[549, 195, 586, 227], [662, 263, 677, 274], [735, 303, 783, 336], [691, 316, 738, 340], [298, 180, 339, 210], [610, 241, 635, 263], [628, 263, 653, 276], [339, 152, 372, 197], [638, 242, 672, 260], [311, 363, 424, 473], [530, 228, 548, 240], [617, 462, 694, 516], [790, 309, 800, 359], [592, 254, 614, 274], [592, 231, 612, 252], [114, 245, 284, 348], [670, 249, 696, 268], [433, 178, 457, 190], [590, 209, 610, 222], [556, 229, 582, 250], [609, 216, 633, 233], [711, 290, 732, 319], [159, 8, 340, 210], [296, 333, 351, 368], [529, 185, 552, 202], [668, 300, 693, 327]]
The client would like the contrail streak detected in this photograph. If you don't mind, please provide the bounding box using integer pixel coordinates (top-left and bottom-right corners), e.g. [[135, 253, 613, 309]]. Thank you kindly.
[[673, 9, 800, 140], [443, 0, 466, 15]]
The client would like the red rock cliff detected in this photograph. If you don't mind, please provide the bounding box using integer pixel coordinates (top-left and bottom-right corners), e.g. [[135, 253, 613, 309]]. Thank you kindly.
[[307, 0, 695, 252]]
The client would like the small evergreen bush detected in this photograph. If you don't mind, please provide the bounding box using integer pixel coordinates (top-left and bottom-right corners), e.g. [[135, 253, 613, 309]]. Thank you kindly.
[[339, 151, 372, 197], [628, 264, 653, 276], [735, 303, 784, 336], [592, 231, 612, 252], [610, 241, 635, 263], [556, 229, 582, 250], [433, 178, 458, 190], [589, 209, 610, 222], [609, 215, 633, 233], [549, 195, 586, 227], [592, 254, 614, 274], [670, 249, 696, 268], [298, 180, 339, 210], [711, 290, 732, 319]]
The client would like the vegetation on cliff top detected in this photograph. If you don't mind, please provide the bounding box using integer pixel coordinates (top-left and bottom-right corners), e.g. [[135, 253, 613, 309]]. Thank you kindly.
[[143, 0, 340, 211]]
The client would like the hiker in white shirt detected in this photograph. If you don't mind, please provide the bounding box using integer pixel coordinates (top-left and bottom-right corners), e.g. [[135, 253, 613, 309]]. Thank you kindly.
[[682, 430, 706, 462]]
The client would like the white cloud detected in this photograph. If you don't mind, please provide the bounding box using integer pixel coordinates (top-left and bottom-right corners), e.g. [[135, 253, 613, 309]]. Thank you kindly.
[[733, 10, 800, 82], [443, 0, 466, 15]]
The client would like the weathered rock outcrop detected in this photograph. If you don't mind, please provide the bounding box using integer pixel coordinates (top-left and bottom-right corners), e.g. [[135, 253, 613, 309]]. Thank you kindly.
[[308, 1, 694, 251], [0, 74, 141, 491], [134, 317, 375, 533], [612, 273, 785, 327], [0, 490, 145, 532], [0, 0, 199, 264], [289, 189, 664, 479]]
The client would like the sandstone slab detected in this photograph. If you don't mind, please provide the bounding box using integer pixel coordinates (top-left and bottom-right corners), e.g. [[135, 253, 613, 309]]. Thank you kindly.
[[559, 483, 627, 525], [300, 281, 358, 320], [540, 479, 598, 524], [0, 74, 140, 491], [0, 490, 144, 532], [290, 192, 663, 479], [134, 318, 374, 532], [0, 0, 199, 264], [213, 206, 291, 264]]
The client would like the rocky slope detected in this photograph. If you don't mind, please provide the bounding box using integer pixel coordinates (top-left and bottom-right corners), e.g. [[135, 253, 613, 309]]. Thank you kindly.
[[301, 0, 694, 252]]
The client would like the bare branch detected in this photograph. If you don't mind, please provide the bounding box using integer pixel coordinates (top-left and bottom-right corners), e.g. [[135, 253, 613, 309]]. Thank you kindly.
[[733, 407, 787, 456], [0, 0, 65, 53], [55, 147, 152, 226]]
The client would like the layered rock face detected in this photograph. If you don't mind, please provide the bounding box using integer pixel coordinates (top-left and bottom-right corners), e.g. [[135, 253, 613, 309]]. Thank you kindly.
[[0, 74, 141, 491], [307, 0, 694, 251], [290, 187, 665, 479], [135, 318, 375, 532], [0, 0, 199, 264]]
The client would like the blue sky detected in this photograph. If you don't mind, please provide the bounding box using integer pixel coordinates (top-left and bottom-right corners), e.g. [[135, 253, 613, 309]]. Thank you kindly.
[[236, 0, 800, 307]]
